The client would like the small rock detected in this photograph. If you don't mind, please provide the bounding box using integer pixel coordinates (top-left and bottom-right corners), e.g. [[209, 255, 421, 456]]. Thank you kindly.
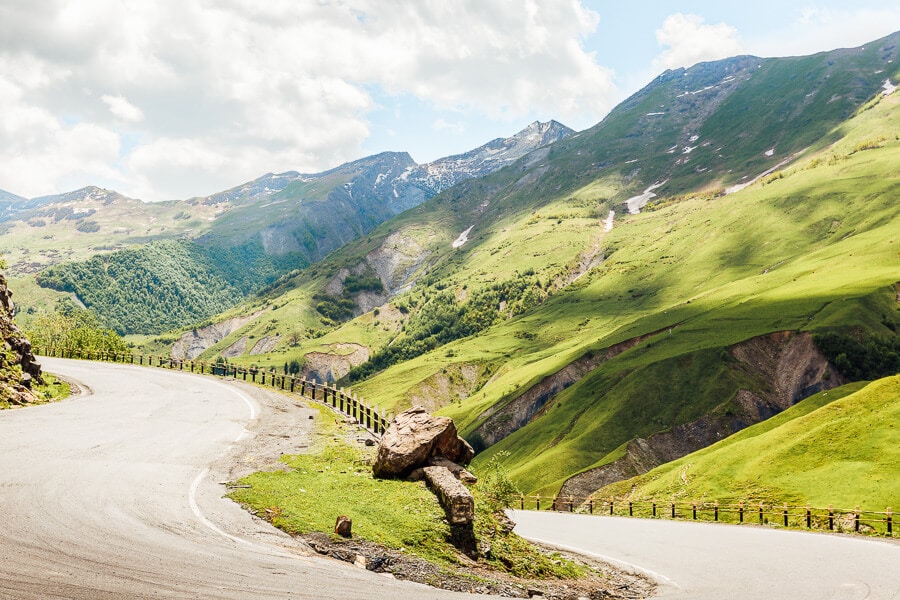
[[353, 554, 367, 569], [334, 515, 352, 538]]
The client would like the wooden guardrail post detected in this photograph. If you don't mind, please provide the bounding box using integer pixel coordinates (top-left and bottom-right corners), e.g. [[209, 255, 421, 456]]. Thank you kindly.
[[567, 495, 574, 512], [714, 501, 719, 522], [536, 494, 541, 511], [609, 499, 614, 515], [806, 506, 811, 529], [629, 501, 633, 517], [692, 503, 697, 520], [652, 502, 657, 518], [671, 502, 676, 519], [828, 505, 834, 531], [783, 504, 788, 527], [739, 501, 744, 523], [888, 508, 893, 535], [854, 507, 860, 533], [588, 495, 594, 514], [758, 503, 764, 524]]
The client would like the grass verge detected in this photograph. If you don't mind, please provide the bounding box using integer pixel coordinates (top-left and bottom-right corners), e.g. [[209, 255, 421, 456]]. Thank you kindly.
[[228, 440, 583, 579]]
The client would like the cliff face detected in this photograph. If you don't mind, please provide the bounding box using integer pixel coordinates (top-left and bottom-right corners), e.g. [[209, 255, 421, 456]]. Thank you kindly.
[[0, 274, 43, 405]]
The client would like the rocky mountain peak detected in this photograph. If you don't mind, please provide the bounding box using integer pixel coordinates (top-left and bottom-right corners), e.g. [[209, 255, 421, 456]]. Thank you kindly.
[[407, 119, 575, 196]]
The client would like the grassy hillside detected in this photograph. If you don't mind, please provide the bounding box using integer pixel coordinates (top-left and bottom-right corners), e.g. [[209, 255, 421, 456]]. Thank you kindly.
[[130, 37, 898, 501], [312, 83, 898, 499], [595, 377, 899, 509], [455, 89, 900, 495]]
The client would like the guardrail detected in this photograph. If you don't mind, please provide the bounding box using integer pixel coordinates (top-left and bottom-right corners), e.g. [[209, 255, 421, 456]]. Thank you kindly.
[[37, 347, 390, 436], [517, 495, 895, 537]]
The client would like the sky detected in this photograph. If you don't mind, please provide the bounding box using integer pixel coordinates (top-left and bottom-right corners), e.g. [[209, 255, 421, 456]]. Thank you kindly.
[[0, 1, 898, 202]]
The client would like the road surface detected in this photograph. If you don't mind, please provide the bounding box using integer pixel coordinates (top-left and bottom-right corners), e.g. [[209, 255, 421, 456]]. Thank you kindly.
[[510, 509, 900, 599], [0, 358, 483, 599]]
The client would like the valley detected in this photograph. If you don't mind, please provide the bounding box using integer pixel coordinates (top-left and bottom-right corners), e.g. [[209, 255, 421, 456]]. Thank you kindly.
[[4, 32, 899, 508]]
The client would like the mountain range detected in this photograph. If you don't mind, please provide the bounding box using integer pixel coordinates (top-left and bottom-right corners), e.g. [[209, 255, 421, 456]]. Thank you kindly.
[[0, 120, 572, 331], [6, 31, 900, 502]]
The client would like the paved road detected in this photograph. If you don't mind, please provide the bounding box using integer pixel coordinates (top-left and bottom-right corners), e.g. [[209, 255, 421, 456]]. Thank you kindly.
[[510, 509, 900, 599], [0, 358, 482, 599]]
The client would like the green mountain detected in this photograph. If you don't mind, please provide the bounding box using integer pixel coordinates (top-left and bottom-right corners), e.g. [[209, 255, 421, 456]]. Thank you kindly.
[[173, 32, 899, 502], [14, 122, 570, 335], [594, 376, 900, 510]]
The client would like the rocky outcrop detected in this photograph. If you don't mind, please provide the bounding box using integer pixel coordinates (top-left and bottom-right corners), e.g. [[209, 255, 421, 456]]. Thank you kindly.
[[250, 335, 281, 355], [171, 311, 263, 360], [372, 407, 474, 479], [470, 326, 674, 449], [364, 231, 431, 296], [407, 364, 484, 413], [301, 344, 370, 384], [555, 331, 845, 507], [0, 274, 43, 404]]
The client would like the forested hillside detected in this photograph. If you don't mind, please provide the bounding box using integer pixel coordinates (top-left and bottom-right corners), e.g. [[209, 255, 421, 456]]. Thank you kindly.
[[36, 240, 301, 334]]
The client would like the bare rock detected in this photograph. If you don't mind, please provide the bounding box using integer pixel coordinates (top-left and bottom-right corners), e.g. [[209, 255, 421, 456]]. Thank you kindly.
[[423, 466, 474, 525], [334, 515, 352, 538], [372, 406, 474, 479], [428, 456, 478, 484]]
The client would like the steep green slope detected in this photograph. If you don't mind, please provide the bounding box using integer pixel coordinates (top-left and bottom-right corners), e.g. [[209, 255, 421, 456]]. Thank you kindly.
[[455, 90, 899, 495], [595, 376, 899, 509], [324, 82, 898, 497], [151, 35, 898, 498]]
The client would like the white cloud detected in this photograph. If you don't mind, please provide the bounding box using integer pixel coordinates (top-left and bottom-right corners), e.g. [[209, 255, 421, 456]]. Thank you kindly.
[[102, 95, 144, 122], [746, 7, 900, 58], [0, 0, 618, 201], [653, 13, 744, 71]]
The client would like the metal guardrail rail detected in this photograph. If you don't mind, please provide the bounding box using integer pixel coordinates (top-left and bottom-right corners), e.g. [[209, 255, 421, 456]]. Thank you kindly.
[[38, 347, 390, 436], [517, 495, 895, 537]]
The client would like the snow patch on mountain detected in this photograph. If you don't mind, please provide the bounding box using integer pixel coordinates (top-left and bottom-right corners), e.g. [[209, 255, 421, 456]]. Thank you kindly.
[[452, 226, 474, 249], [626, 181, 668, 214]]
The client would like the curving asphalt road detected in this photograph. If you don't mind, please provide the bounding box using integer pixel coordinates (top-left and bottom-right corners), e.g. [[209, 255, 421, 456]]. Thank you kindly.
[[10, 358, 896, 599], [510, 509, 900, 599], [0, 358, 484, 599]]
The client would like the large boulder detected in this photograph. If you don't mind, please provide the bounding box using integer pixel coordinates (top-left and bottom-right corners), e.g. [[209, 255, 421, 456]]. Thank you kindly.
[[372, 406, 474, 479]]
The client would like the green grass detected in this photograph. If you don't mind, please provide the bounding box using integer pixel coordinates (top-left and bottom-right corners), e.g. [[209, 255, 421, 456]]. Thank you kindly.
[[378, 90, 900, 495], [595, 377, 900, 510], [227, 436, 585, 580], [111, 46, 900, 506], [194, 48, 900, 508]]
